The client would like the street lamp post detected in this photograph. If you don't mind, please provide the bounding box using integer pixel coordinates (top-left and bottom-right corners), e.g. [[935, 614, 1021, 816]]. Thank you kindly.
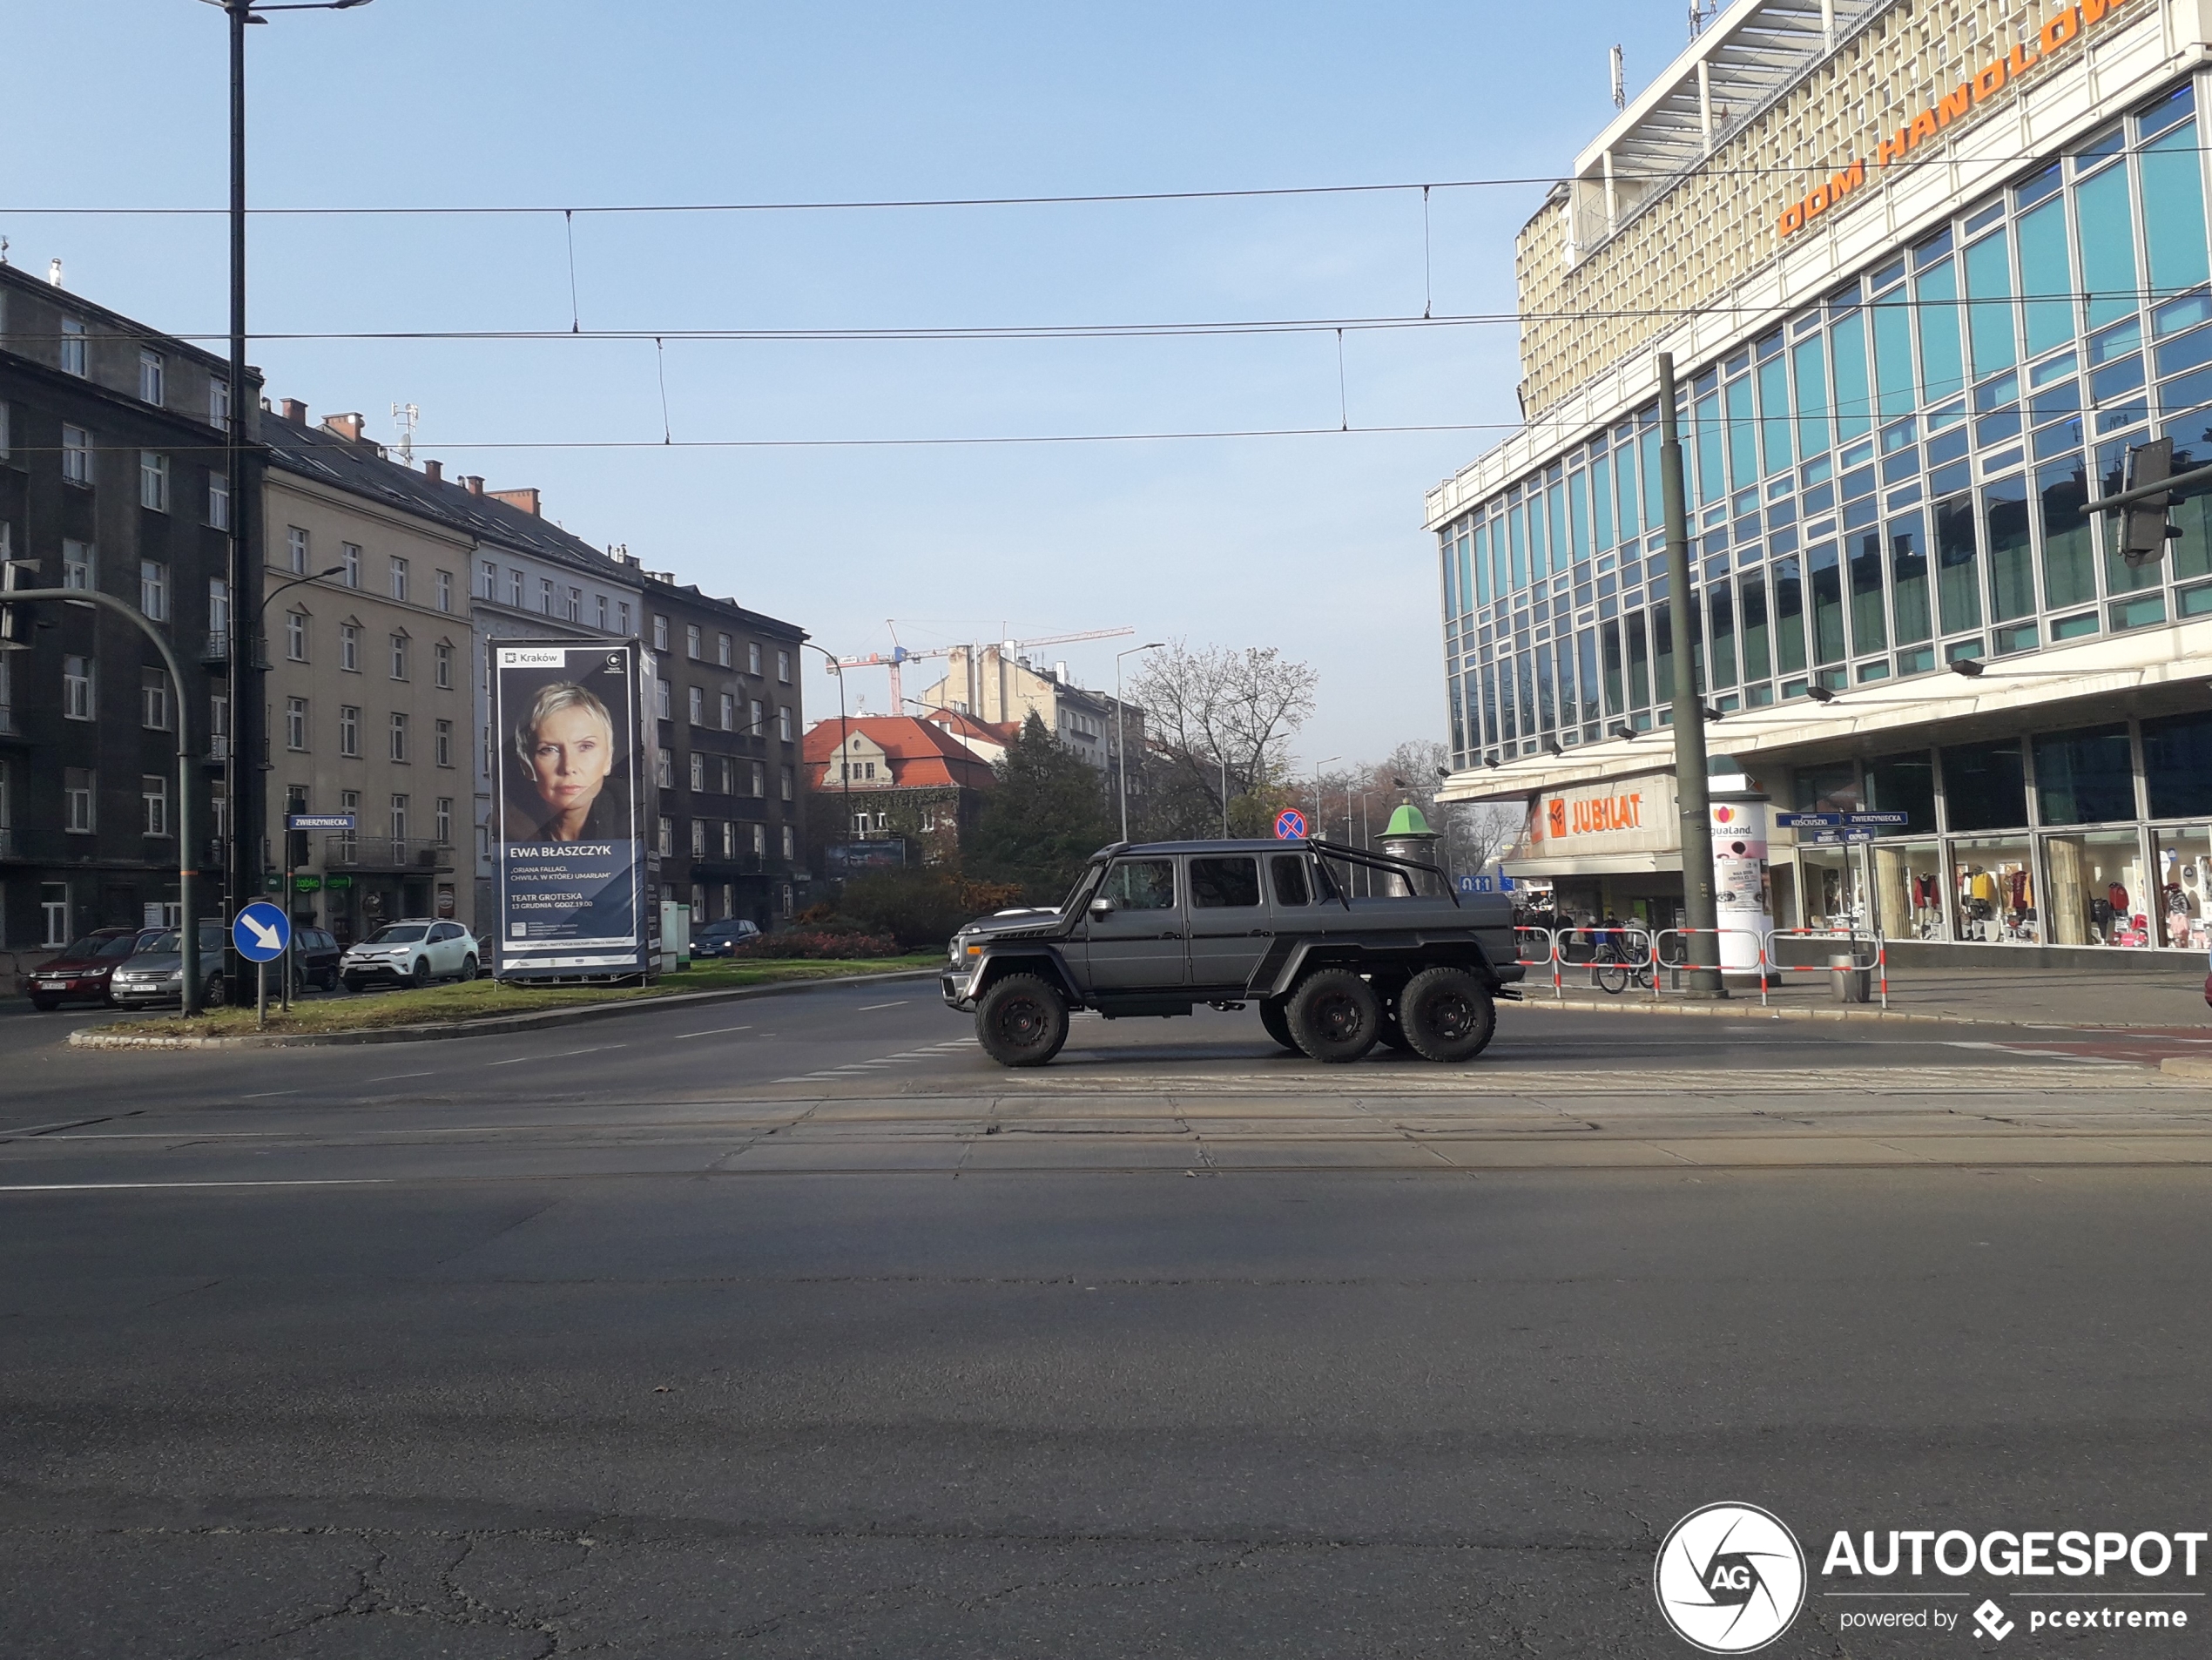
[[801, 642, 852, 872], [211, 0, 374, 997], [1114, 642, 1163, 843], [1314, 757, 1339, 839], [260, 563, 344, 1004]]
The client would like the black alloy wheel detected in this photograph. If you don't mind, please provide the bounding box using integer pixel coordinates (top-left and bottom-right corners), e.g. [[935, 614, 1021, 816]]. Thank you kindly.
[[974, 974, 1070, 1068], [202, 974, 226, 1009], [1399, 966, 1498, 1063], [1286, 968, 1381, 1064]]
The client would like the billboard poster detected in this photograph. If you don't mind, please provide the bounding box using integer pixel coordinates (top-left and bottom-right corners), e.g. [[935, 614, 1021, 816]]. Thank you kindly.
[[493, 641, 655, 977]]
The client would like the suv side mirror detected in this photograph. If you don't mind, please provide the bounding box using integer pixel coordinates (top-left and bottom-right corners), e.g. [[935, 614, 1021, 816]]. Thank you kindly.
[[1088, 897, 1115, 919]]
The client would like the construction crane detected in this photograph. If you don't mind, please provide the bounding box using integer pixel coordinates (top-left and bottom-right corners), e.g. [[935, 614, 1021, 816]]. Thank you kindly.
[[835, 624, 1135, 712]]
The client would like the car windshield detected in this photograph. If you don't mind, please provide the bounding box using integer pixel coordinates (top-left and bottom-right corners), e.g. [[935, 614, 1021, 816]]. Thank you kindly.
[[143, 932, 181, 953], [62, 935, 143, 960], [367, 925, 429, 944]]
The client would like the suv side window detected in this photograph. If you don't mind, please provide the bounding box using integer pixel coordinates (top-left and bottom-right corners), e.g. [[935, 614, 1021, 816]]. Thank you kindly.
[[431, 923, 461, 941], [1189, 856, 1260, 908], [1101, 859, 1177, 910], [1270, 854, 1312, 908]]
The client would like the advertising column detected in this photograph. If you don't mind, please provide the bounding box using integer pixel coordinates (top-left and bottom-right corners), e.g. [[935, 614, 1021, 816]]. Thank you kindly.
[[1710, 792, 1773, 975], [492, 641, 656, 979]]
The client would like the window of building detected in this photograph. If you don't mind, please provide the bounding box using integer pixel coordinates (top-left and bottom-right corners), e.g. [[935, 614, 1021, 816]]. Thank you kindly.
[[209, 376, 231, 432], [61, 425, 91, 485], [657, 816, 672, 856], [285, 610, 308, 662], [656, 678, 671, 719], [479, 559, 497, 600], [596, 594, 609, 630], [142, 667, 172, 732], [141, 774, 171, 837], [341, 622, 359, 672], [138, 558, 168, 620], [777, 649, 791, 683], [64, 768, 94, 833], [138, 349, 165, 406], [62, 540, 93, 590], [389, 712, 408, 762], [339, 705, 361, 757], [435, 719, 454, 767], [434, 641, 452, 687], [138, 452, 169, 511], [390, 632, 408, 680], [389, 556, 408, 603], [2032, 724, 2134, 825], [691, 818, 706, 857], [651, 614, 670, 651], [689, 750, 705, 791], [780, 764, 793, 802], [617, 600, 631, 635], [781, 825, 794, 860], [208, 471, 229, 530], [566, 586, 582, 623], [777, 705, 792, 742], [341, 543, 361, 588], [390, 793, 409, 842], [687, 685, 704, 725], [63, 655, 94, 720], [747, 698, 762, 733], [752, 760, 765, 798], [286, 697, 308, 751], [755, 822, 770, 856], [0, 401, 10, 461], [435, 797, 452, 844], [717, 632, 732, 667], [435, 569, 452, 612], [209, 690, 229, 761], [59, 319, 87, 377], [207, 577, 228, 651], [656, 747, 673, 788], [509, 568, 524, 608], [685, 624, 701, 659], [540, 577, 556, 616], [288, 527, 310, 575]]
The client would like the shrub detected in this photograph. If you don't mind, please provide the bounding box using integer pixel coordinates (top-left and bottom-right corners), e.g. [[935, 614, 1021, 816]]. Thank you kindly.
[[727, 928, 898, 961], [838, 868, 1026, 952]]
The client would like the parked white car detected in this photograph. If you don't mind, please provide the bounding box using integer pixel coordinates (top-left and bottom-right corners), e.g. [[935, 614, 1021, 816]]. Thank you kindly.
[[341, 920, 481, 992]]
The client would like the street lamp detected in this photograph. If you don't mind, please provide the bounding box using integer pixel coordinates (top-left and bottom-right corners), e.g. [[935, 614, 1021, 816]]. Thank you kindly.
[[205, 0, 375, 995], [800, 641, 853, 870], [1114, 642, 1163, 842], [1314, 756, 1339, 835]]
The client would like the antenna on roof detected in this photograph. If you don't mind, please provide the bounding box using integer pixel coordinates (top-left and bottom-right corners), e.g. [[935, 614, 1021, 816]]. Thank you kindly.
[[390, 402, 419, 467], [1688, 0, 1718, 40], [0, 237, 10, 267], [1610, 44, 1626, 109]]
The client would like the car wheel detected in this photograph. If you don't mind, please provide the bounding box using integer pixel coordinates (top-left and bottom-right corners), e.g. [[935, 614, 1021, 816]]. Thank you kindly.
[[341, 975, 363, 995], [1286, 968, 1381, 1063], [1399, 966, 1497, 1063], [410, 957, 431, 990], [1257, 997, 1299, 1053], [974, 973, 1069, 1068], [29, 995, 59, 1013], [203, 975, 226, 1009], [459, 955, 478, 982]]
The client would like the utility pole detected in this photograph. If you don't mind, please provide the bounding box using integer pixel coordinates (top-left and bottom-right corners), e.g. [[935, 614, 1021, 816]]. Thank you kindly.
[[225, 0, 255, 998], [1656, 352, 1724, 996]]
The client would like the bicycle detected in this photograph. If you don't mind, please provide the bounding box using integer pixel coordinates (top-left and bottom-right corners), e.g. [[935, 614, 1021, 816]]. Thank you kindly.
[[1590, 933, 1657, 995]]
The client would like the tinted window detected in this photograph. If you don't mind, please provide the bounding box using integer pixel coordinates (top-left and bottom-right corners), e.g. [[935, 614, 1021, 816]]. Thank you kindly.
[[1271, 854, 1312, 908], [368, 925, 430, 943], [2033, 725, 2134, 825], [1942, 739, 2027, 832], [432, 924, 462, 941], [1101, 860, 1176, 910], [1188, 856, 1260, 908], [2143, 709, 2212, 819]]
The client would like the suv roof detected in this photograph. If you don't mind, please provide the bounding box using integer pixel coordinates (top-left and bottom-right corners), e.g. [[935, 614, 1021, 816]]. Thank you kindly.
[[1097, 839, 1332, 857]]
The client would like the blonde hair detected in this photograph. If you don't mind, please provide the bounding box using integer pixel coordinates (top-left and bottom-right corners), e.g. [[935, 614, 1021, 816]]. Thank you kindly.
[[514, 680, 614, 766]]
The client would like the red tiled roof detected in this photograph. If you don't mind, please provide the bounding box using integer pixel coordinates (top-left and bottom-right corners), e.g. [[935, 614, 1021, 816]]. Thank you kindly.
[[801, 716, 997, 792]]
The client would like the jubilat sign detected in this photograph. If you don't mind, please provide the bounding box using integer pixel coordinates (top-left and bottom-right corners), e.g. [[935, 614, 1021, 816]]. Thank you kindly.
[[1779, 0, 2138, 238], [1525, 774, 1680, 857]]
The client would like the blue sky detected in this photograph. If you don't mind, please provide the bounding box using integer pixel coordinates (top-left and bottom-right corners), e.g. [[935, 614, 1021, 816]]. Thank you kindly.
[[7, 1, 1697, 766]]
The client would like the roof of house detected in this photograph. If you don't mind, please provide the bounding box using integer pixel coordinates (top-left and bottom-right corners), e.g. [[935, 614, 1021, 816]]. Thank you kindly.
[[919, 707, 1022, 749], [802, 716, 998, 792]]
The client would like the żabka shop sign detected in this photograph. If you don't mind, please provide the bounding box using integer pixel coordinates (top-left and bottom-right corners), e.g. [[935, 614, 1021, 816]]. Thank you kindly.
[[1528, 775, 1679, 856], [1779, 0, 2139, 239]]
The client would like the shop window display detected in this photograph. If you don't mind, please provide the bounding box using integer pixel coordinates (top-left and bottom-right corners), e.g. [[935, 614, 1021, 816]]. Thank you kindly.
[[2152, 826, 2212, 953], [1874, 841, 1946, 939], [2043, 829, 2149, 946], [1952, 836, 2039, 942], [1800, 847, 1863, 930]]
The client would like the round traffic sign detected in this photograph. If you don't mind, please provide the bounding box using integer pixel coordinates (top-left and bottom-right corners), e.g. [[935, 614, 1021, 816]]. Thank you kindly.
[[232, 901, 292, 963], [1273, 808, 1307, 840]]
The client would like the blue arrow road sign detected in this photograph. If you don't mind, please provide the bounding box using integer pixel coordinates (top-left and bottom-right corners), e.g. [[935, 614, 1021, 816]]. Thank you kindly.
[[232, 901, 292, 963], [1274, 808, 1308, 840]]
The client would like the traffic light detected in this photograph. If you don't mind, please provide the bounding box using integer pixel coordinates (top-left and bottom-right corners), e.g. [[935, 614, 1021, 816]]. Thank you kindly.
[[2121, 437, 2182, 568], [0, 554, 40, 649]]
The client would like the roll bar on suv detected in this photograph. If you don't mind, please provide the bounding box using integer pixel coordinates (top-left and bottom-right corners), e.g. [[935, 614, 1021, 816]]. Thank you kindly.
[[1303, 836, 1460, 908]]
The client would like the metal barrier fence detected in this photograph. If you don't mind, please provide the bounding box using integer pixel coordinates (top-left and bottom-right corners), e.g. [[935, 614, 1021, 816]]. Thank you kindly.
[[1762, 927, 1889, 1009], [1513, 926, 1563, 1001], [1502, 923, 1890, 1010], [1654, 927, 1772, 1006]]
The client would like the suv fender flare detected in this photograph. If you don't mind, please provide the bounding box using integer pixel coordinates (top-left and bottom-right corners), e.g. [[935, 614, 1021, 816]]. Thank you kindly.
[[969, 945, 1083, 1009]]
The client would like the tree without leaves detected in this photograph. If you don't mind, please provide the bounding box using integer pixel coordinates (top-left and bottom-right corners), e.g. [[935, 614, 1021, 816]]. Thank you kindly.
[[1127, 642, 1318, 823], [964, 712, 1117, 904]]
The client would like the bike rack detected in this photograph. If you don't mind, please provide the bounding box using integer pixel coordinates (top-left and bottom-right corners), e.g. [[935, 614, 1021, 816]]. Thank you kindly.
[[1761, 927, 1889, 1010], [1512, 925, 1563, 1002], [1652, 927, 1773, 1006]]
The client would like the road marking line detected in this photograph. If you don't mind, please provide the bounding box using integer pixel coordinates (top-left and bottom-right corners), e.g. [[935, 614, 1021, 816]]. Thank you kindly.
[[368, 1071, 433, 1083], [549, 1044, 626, 1058], [858, 1001, 910, 1011], [485, 1056, 532, 1067], [675, 1024, 752, 1039], [0, 1178, 395, 1194], [240, 1090, 300, 1098]]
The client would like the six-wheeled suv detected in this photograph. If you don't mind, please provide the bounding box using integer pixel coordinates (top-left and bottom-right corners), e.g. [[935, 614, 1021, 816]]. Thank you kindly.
[[943, 839, 1521, 1067]]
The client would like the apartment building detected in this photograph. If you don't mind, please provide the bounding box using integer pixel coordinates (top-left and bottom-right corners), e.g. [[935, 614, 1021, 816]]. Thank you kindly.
[[916, 644, 1142, 774]]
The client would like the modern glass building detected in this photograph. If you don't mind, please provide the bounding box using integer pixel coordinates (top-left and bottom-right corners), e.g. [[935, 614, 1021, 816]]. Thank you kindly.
[[1431, 0, 2212, 957]]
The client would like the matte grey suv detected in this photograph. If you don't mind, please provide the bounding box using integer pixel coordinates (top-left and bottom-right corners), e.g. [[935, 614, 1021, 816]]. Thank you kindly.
[[942, 839, 1521, 1067]]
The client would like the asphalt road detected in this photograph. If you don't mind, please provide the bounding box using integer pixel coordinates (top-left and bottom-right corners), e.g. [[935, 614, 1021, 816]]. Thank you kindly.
[[5, 985, 2212, 1657]]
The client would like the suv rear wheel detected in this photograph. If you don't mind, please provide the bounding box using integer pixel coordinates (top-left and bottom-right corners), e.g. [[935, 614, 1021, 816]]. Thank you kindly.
[[1257, 997, 1298, 1053], [1399, 966, 1497, 1063], [975, 974, 1069, 1068], [1287, 969, 1380, 1063]]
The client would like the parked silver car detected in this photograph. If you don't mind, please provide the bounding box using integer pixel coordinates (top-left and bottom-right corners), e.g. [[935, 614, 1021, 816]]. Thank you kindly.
[[340, 920, 481, 992]]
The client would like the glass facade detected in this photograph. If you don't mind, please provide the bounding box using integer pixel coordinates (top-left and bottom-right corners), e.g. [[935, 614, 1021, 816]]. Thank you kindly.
[[1441, 79, 2212, 769]]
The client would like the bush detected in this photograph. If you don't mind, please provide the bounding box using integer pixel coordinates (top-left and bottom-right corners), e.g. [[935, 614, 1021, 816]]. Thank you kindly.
[[837, 868, 1025, 952], [727, 928, 899, 961]]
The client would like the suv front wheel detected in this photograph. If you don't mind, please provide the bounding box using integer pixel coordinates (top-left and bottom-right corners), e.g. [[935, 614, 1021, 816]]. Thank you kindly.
[[1399, 966, 1497, 1063], [975, 974, 1069, 1068], [1287, 969, 1380, 1063]]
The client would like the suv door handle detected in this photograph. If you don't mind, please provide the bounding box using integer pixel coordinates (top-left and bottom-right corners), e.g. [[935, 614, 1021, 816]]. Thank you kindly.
[[1160, 930, 1183, 940], [1247, 928, 1273, 938]]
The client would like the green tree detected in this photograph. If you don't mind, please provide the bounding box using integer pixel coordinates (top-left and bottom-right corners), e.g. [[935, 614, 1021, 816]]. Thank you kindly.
[[966, 712, 1116, 903]]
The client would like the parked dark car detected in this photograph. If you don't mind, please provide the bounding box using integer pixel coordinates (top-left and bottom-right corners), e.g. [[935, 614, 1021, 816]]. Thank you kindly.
[[691, 917, 762, 959], [289, 926, 343, 993], [25, 928, 161, 1011]]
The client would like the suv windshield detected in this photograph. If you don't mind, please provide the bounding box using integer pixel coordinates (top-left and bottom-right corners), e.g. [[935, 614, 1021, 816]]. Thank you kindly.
[[366, 925, 428, 944]]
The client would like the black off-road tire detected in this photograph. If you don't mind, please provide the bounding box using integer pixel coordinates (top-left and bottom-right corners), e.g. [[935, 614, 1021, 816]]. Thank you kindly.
[[1286, 968, 1381, 1064], [1257, 997, 1298, 1053], [1399, 966, 1498, 1063], [975, 974, 1069, 1068]]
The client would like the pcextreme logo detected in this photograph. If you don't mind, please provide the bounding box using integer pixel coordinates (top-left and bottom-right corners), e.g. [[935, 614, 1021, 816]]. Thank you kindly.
[[1655, 1503, 1809, 1653]]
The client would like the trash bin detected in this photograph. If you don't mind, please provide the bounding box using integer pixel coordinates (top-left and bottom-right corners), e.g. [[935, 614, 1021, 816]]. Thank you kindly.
[[1830, 953, 1870, 1004]]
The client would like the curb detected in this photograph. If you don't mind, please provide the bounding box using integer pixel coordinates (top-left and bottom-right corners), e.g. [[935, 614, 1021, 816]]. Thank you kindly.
[[66, 968, 941, 1051], [2162, 1056, 2212, 1080], [1507, 989, 2202, 1032]]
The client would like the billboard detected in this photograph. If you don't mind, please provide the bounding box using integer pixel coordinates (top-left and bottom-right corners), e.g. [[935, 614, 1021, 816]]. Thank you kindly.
[[493, 641, 656, 977]]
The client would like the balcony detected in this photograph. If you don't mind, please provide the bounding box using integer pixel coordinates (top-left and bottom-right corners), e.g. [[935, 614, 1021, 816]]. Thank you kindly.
[[321, 836, 455, 872], [200, 632, 269, 671]]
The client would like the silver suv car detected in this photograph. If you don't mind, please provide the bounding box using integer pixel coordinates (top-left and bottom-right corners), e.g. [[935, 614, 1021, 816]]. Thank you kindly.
[[340, 920, 480, 992]]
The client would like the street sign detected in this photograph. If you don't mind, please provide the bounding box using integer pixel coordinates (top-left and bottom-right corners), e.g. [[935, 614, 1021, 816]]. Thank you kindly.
[[293, 874, 322, 894], [1274, 808, 1308, 840], [1774, 812, 1842, 827], [1457, 873, 1516, 894], [287, 812, 357, 831], [1804, 828, 1877, 845], [232, 901, 292, 963], [325, 874, 354, 890], [1844, 811, 1910, 826]]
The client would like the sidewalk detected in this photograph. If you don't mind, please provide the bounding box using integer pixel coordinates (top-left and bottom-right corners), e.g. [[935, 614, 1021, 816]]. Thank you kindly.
[[1514, 959, 2212, 1029]]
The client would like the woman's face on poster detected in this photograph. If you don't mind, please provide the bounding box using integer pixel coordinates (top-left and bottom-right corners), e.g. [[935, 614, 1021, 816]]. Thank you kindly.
[[529, 703, 615, 818]]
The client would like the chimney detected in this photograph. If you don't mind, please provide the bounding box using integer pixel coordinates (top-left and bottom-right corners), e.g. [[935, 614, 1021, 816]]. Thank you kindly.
[[321, 412, 364, 442], [47, 258, 62, 287], [462, 476, 485, 496], [280, 398, 307, 423], [489, 486, 540, 516], [421, 459, 442, 483]]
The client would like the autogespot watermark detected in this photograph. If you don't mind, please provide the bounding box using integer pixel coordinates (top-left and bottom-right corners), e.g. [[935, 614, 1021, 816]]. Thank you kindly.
[[1656, 1508, 2206, 1650]]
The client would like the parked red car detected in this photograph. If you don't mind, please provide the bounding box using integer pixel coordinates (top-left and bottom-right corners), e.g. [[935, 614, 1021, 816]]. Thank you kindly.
[[25, 928, 159, 1011]]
